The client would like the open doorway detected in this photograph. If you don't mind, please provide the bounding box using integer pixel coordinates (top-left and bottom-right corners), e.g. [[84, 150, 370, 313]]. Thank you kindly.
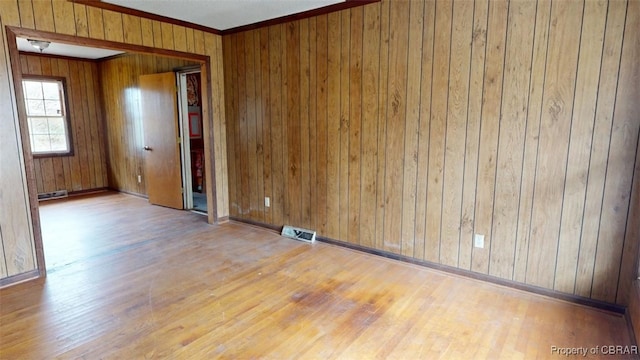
[[6, 26, 219, 280], [177, 69, 207, 214]]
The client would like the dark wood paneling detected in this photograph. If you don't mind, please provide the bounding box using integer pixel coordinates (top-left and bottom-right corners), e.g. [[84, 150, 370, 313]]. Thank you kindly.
[[17, 53, 107, 194], [98, 53, 196, 196], [223, 0, 640, 306]]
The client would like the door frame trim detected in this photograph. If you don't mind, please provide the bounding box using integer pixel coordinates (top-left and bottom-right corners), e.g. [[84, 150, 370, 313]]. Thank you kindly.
[[176, 68, 204, 211], [5, 26, 219, 281]]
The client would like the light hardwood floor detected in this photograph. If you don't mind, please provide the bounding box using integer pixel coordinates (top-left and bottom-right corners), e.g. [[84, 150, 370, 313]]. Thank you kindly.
[[0, 192, 635, 359]]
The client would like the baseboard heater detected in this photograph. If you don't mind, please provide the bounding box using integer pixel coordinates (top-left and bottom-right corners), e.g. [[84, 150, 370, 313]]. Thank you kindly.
[[281, 225, 316, 243], [38, 190, 68, 201]]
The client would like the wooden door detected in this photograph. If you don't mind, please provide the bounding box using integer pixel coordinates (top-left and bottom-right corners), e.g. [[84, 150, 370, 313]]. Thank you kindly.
[[140, 72, 183, 209]]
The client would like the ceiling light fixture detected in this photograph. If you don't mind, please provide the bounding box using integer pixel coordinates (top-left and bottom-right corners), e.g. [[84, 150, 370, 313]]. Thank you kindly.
[[27, 39, 50, 53]]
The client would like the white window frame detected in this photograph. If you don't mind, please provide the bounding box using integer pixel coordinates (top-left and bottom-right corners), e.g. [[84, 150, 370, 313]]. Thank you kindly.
[[21, 76, 73, 157]]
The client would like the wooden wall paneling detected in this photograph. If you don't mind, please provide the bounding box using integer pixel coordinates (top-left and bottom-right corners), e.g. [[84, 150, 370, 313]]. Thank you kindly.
[[86, 6, 105, 40], [123, 14, 143, 45], [359, 3, 381, 249], [193, 30, 205, 55], [60, 59, 80, 190], [84, 63, 108, 188], [348, 9, 363, 244], [280, 24, 290, 224], [185, 28, 195, 54], [285, 22, 301, 225], [101, 59, 117, 189], [102, 10, 124, 43], [459, 0, 487, 270], [527, 0, 584, 288], [161, 22, 174, 50], [17, 0, 35, 29], [216, 33, 229, 219], [299, 19, 311, 229], [399, 0, 422, 257], [32, 0, 55, 32], [75, 63, 96, 189], [426, 0, 453, 262], [617, 132, 640, 305], [245, 30, 259, 220], [554, 0, 607, 293], [151, 20, 163, 49], [489, 0, 536, 280], [173, 25, 187, 52], [315, 15, 328, 236], [223, 36, 238, 216], [267, 26, 283, 224], [0, 21, 36, 276], [381, 0, 409, 255], [375, 0, 389, 251], [413, 0, 435, 261], [237, 32, 251, 218], [592, 0, 640, 304], [251, 29, 265, 223], [326, 13, 340, 239], [0, 0, 21, 27], [441, 0, 473, 267], [73, 3, 89, 37], [140, 18, 154, 47], [513, 0, 551, 283], [69, 59, 91, 190], [338, 12, 350, 242], [307, 19, 317, 232], [76, 59, 93, 189], [471, 0, 508, 274], [52, 0, 76, 36], [50, 59, 74, 192]]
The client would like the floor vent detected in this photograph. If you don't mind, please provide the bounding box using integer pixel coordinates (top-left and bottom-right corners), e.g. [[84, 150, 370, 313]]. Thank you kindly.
[[281, 225, 316, 243], [38, 190, 68, 201]]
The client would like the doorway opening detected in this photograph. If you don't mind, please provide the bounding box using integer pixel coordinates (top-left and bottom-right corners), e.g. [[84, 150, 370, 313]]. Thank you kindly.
[[177, 69, 207, 214], [5, 26, 219, 280]]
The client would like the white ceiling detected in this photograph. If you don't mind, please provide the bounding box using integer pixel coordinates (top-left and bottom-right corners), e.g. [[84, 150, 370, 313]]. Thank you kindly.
[[17, 37, 124, 59], [103, 0, 345, 31]]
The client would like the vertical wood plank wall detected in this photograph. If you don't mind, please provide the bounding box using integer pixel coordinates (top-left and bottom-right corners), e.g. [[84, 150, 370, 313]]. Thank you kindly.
[[0, 0, 228, 283], [99, 54, 197, 196], [18, 53, 107, 195], [0, 19, 36, 279], [223, 0, 640, 305]]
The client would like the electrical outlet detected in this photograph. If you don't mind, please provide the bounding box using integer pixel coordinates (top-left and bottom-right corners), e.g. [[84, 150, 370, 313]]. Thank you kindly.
[[265, 197, 270, 207], [137, 175, 142, 183], [474, 234, 485, 248]]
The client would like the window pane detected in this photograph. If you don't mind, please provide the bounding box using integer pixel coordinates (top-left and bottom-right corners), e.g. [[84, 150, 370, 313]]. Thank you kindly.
[[28, 118, 49, 135], [44, 99, 62, 116], [49, 135, 68, 151], [23, 81, 43, 99], [42, 82, 60, 100], [47, 117, 66, 135], [32, 135, 51, 152], [26, 99, 45, 116]]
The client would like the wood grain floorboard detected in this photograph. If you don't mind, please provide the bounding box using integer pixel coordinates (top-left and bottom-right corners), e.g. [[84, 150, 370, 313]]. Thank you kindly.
[[0, 192, 634, 359]]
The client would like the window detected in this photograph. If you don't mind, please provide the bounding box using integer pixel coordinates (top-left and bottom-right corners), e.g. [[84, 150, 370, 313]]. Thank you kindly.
[[21, 77, 73, 157]]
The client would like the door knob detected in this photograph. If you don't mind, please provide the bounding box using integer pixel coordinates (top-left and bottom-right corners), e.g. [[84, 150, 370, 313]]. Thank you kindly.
[[144, 146, 152, 151]]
